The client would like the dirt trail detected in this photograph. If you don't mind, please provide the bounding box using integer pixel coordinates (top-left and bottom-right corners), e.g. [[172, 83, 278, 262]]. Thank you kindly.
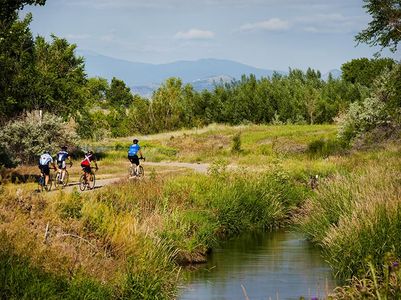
[[144, 161, 209, 173], [60, 161, 209, 192]]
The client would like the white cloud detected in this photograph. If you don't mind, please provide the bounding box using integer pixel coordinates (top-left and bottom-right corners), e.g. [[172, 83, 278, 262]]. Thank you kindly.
[[174, 29, 215, 40], [240, 18, 291, 31]]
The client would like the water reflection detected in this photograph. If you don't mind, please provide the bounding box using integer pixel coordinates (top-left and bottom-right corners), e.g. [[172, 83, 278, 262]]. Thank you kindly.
[[179, 230, 336, 300]]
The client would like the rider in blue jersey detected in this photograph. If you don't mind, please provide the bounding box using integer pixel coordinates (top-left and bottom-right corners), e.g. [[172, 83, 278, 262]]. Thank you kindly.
[[56, 146, 72, 183], [128, 138, 143, 174]]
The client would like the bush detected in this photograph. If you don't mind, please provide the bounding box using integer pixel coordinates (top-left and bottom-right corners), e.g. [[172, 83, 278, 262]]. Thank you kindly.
[[231, 132, 242, 153], [338, 64, 401, 144], [338, 96, 388, 143], [307, 138, 348, 158], [0, 112, 77, 165]]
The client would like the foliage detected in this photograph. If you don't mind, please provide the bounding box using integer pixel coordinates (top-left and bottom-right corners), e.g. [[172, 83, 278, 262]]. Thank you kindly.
[[297, 157, 401, 279], [331, 256, 401, 299], [0, 112, 77, 164], [0, 15, 86, 121], [0, 231, 112, 300], [307, 138, 348, 158], [338, 64, 401, 143], [341, 57, 396, 87], [106, 77, 133, 108], [231, 132, 242, 153], [0, 0, 46, 23], [0, 14, 36, 121], [33, 35, 87, 118], [355, 0, 401, 52]]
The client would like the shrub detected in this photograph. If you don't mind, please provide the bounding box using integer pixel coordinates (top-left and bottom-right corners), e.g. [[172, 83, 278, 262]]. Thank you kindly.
[[0, 112, 77, 165], [307, 138, 348, 158], [231, 132, 242, 153], [338, 96, 388, 143], [338, 64, 401, 144]]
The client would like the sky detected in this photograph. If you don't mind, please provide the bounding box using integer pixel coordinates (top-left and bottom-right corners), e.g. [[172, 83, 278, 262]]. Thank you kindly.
[[23, 0, 400, 73]]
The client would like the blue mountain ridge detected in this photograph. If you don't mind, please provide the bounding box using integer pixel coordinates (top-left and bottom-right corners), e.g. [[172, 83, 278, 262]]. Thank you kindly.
[[77, 49, 341, 97]]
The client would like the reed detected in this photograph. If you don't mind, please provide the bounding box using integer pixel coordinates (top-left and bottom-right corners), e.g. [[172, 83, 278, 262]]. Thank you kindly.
[[297, 158, 401, 279]]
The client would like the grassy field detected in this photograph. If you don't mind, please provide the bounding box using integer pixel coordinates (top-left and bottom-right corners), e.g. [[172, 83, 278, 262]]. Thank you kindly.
[[1, 123, 400, 299]]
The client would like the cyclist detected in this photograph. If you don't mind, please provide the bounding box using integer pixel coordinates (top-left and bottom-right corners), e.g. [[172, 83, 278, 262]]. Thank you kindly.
[[80, 150, 98, 182], [128, 138, 143, 175], [56, 146, 72, 183], [38, 150, 56, 187]]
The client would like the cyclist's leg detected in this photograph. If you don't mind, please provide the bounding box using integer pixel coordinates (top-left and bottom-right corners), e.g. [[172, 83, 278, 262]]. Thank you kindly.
[[43, 165, 50, 186], [128, 156, 134, 174], [81, 164, 88, 182], [85, 166, 92, 182], [60, 161, 66, 182], [38, 165, 44, 187], [133, 155, 140, 175]]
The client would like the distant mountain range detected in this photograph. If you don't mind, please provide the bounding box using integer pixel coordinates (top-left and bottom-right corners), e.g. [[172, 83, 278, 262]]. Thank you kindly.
[[77, 49, 341, 97]]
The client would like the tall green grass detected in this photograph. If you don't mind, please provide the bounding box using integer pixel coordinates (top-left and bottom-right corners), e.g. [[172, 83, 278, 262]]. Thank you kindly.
[[0, 157, 310, 299], [0, 231, 113, 300], [297, 157, 401, 279]]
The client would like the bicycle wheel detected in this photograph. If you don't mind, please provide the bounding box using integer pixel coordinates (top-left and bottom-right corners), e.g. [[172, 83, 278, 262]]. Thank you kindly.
[[79, 174, 87, 191], [138, 166, 144, 178], [128, 166, 135, 177], [88, 173, 96, 189], [38, 176, 45, 192], [46, 176, 52, 191], [54, 172, 61, 189], [62, 170, 69, 187]]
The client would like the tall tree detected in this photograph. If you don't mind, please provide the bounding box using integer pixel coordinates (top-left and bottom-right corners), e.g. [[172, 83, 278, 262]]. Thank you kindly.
[[0, 13, 35, 121], [0, 0, 46, 23], [33, 35, 86, 118], [341, 58, 395, 87], [106, 77, 133, 108], [356, 0, 401, 51]]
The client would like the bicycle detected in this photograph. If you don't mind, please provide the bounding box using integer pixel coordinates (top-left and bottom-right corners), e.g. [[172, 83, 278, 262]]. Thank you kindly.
[[54, 162, 72, 189], [38, 171, 53, 192], [128, 157, 145, 178], [79, 168, 97, 191]]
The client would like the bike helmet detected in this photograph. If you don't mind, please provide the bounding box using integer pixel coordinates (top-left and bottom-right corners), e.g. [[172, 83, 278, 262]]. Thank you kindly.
[[133, 138, 139, 143], [61, 145, 67, 150]]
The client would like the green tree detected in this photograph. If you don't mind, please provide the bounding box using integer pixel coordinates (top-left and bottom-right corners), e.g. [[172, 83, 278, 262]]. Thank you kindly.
[[127, 95, 152, 134], [341, 58, 395, 87], [150, 77, 187, 131], [33, 35, 87, 118], [86, 77, 109, 105], [106, 77, 133, 108], [0, 0, 46, 24], [0, 13, 35, 121], [356, 0, 401, 52]]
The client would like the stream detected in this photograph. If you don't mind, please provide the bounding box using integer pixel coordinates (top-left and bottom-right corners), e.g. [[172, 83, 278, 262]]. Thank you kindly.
[[179, 230, 336, 300]]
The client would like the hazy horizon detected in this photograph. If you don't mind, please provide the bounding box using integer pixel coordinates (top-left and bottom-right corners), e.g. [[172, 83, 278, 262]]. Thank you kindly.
[[23, 0, 400, 74]]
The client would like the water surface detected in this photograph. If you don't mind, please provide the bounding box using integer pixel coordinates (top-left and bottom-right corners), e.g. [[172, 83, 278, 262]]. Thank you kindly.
[[179, 230, 336, 300]]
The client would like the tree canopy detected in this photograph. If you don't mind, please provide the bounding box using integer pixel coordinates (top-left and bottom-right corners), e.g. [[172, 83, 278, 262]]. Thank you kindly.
[[356, 0, 401, 51], [0, 0, 46, 23]]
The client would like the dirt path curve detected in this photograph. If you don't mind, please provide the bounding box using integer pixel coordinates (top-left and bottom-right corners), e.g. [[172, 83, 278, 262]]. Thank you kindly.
[[144, 161, 209, 174], [60, 161, 209, 193]]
